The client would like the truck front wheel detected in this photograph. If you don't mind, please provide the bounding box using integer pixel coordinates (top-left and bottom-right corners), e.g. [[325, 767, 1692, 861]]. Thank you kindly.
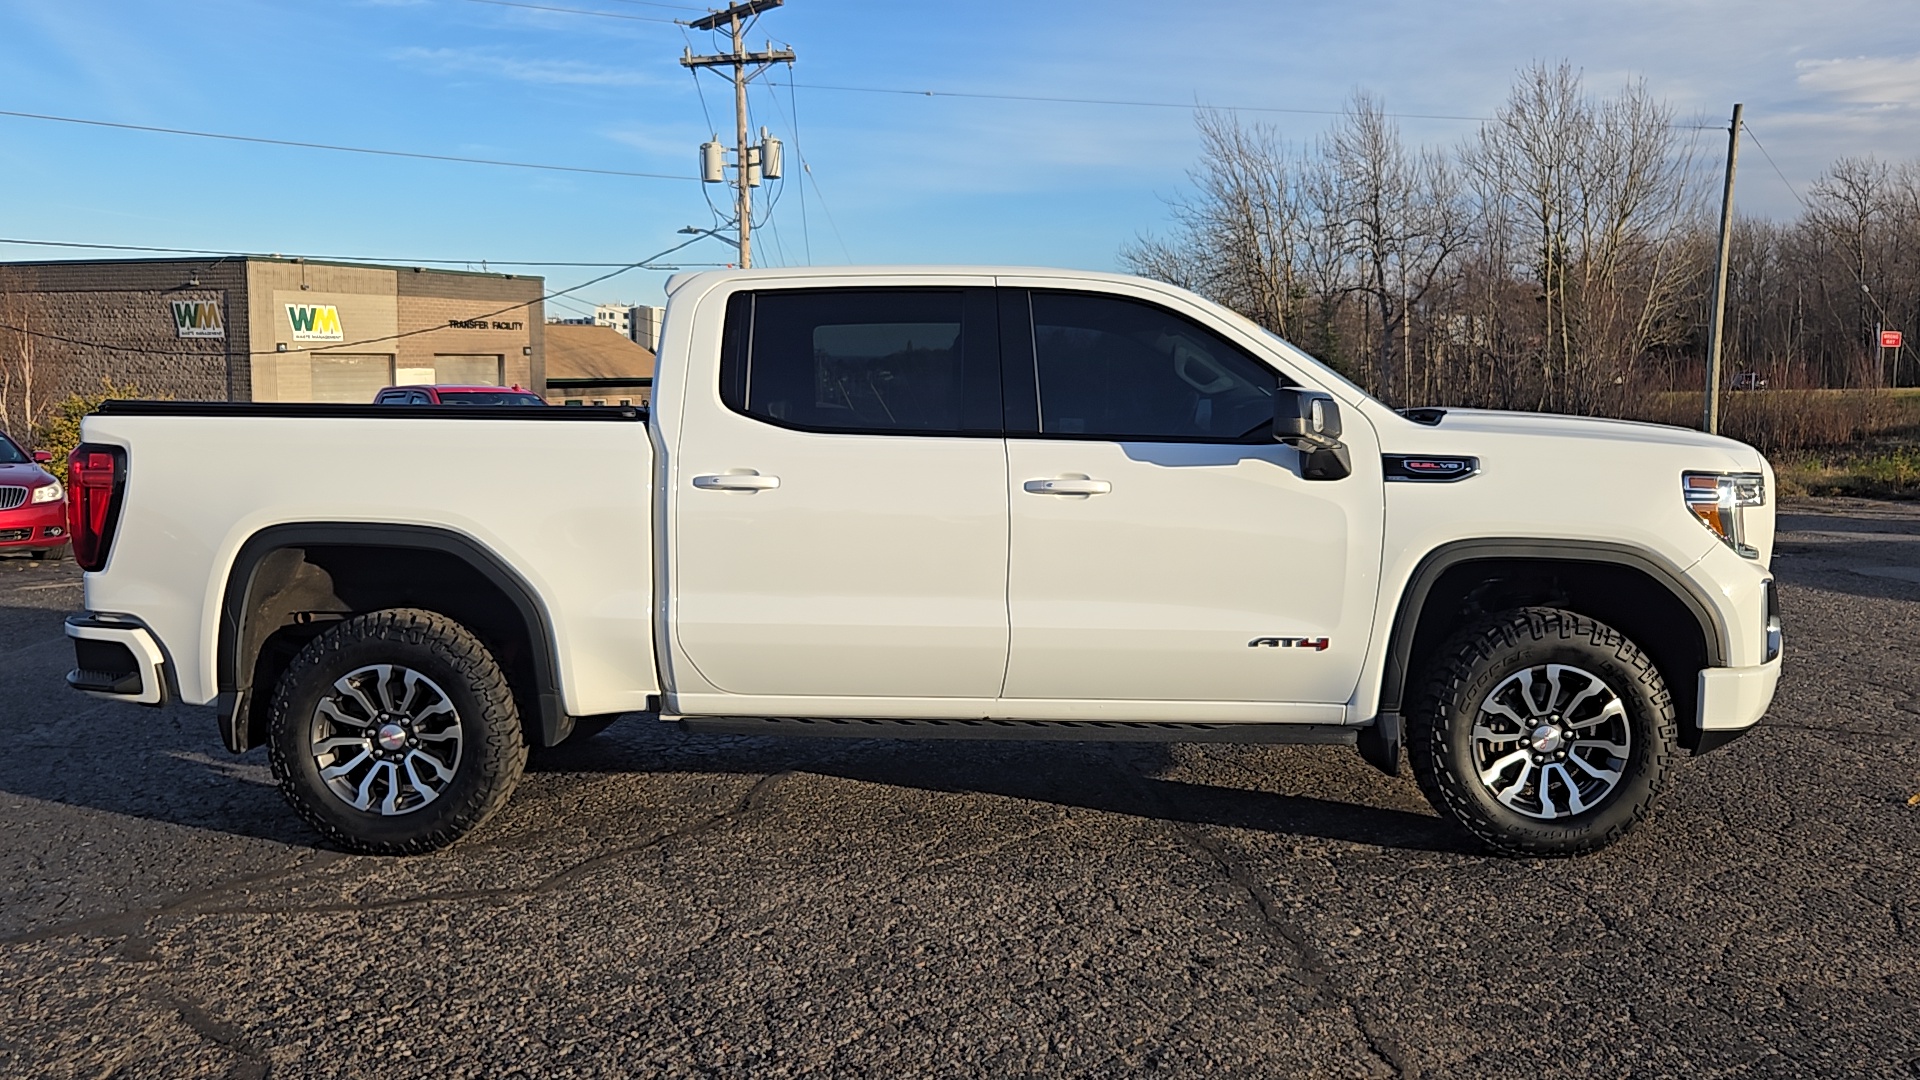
[[267, 608, 528, 855], [1406, 607, 1677, 856]]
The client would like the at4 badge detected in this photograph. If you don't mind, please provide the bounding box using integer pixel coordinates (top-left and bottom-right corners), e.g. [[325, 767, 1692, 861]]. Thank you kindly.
[[1248, 636, 1330, 651]]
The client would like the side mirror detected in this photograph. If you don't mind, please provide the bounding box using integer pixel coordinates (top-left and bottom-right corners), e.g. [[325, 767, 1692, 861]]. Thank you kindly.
[[1274, 388, 1342, 445], [33, 450, 51, 464], [1273, 389, 1352, 481]]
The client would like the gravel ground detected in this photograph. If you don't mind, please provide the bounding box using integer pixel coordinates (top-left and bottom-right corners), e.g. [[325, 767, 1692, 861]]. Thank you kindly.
[[1, 499, 1916, 1079]]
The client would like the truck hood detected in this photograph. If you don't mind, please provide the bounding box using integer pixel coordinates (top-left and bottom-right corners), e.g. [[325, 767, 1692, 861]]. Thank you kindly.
[[1395, 408, 1765, 463]]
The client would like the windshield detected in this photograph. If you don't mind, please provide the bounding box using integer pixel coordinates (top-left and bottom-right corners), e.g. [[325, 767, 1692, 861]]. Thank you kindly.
[[439, 392, 545, 406], [0, 434, 27, 464]]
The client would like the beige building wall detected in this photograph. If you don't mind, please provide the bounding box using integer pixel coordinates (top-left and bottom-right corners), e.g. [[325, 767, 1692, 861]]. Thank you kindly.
[[247, 262, 399, 403], [243, 262, 542, 403], [397, 270, 543, 392]]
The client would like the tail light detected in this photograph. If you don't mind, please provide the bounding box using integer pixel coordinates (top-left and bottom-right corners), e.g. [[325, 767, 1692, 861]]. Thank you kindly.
[[67, 444, 128, 572]]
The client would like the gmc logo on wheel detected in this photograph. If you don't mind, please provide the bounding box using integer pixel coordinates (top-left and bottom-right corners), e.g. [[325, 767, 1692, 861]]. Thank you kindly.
[[1248, 636, 1330, 651]]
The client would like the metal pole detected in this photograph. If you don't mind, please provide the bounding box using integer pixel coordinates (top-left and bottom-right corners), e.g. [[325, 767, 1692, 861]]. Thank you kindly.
[[731, 11, 752, 269], [1703, 102, 1742, 434]]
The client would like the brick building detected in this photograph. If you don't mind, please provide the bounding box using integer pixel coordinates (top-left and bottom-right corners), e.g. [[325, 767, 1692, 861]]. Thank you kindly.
[[0, 258, 546, 417]]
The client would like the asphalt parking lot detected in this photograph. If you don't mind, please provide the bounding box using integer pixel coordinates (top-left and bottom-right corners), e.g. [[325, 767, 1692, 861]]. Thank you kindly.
[[2, 499, 1917, 1079]]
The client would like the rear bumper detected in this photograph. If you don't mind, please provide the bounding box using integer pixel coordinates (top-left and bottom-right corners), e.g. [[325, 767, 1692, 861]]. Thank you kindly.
[[0, 500, 68, 549], [65, 613, 170, 706]]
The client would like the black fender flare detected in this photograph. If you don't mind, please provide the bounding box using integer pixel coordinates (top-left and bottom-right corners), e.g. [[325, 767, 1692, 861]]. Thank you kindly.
[[216, 522, 565, 752], [1376, 538, 1728, 716]]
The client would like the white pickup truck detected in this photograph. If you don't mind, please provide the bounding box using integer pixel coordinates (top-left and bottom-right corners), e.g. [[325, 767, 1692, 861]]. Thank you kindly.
[[64, 267, 1782, 856]]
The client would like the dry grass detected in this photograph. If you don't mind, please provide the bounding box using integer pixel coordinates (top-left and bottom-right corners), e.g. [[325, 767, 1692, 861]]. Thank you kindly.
[[1625, 389, 1920, 455], [1776, 447, 1920, 500], [1610, 388, 1920, 500]]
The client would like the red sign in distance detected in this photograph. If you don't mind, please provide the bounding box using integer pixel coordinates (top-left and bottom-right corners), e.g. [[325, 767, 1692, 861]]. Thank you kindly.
[[1883, 330, 1904, 349]]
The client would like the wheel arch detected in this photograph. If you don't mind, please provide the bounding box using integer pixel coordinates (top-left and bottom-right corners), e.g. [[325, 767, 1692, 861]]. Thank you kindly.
[[1380, 539, 1726, 753], [216, 522, 568, 754]]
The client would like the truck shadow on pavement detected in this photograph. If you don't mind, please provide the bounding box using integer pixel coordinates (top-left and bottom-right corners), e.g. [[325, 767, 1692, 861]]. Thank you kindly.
[[0, 698, 1464, 855], [528, 720, 1469, 855]]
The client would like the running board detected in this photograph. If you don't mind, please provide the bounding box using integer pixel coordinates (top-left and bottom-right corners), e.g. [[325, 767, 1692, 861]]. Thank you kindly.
[[672, 715, 1360, 745]]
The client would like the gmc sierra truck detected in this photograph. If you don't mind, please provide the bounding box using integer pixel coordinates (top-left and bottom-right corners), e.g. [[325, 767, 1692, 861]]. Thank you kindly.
[[63, 267, 1782, 856]]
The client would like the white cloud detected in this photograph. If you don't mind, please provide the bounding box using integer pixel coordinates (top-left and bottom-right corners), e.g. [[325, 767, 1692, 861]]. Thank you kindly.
[[1795, 54, 1920, 107], [392, 46, 657, 88]]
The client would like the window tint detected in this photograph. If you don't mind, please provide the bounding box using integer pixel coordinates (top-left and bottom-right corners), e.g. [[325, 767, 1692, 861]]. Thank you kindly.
[[1030, 291, 1280, 442], [0, 434, 25, 464], [721, 288, 999, 435]]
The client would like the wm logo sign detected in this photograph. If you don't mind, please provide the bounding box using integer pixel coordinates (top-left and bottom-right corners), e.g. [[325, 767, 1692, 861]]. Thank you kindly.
[[286, 304, 343, 341], [170, 300, 224, 339]]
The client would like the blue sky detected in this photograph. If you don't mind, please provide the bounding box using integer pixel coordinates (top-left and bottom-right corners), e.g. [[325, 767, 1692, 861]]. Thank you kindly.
[[1, 0, 1916, 313]]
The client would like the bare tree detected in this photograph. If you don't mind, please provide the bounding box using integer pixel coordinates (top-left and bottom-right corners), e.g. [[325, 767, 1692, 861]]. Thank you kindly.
[[1462, 63, 1702, 411], [1123, 111, 1310, 337], [0, 268, 41, 440], [1323, 91, 1469, 401], [1124, 62, 1920, 417]]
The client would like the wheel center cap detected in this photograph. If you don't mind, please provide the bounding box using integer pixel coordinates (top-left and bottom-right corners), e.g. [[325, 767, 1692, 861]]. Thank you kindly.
[[376, 723, 409, 751], [1531, 725, 1565, 754]]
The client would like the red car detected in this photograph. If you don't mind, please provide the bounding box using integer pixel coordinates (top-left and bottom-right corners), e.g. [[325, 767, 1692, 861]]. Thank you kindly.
[[372, 385, 545, 406], [0, 432, 69, 560]]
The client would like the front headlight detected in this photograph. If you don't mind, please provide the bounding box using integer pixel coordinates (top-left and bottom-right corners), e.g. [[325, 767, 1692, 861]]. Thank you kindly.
[[30, 480, 64, 504], [1683, 471, 1764, 558]]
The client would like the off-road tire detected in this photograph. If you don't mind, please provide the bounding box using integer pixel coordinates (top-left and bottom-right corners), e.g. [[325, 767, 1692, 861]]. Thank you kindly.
[[267, 608, 527, 855], [1407, 606, 1677, 857]]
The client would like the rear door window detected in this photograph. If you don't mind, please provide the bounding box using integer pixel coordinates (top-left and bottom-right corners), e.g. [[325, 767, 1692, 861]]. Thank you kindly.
[[720, 288, 1000, 435]]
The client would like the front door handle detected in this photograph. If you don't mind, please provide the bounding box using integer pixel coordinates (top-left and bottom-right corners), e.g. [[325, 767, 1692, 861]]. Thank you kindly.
[[1023, 478, 1112, 496], [693, 473, 781, 491]]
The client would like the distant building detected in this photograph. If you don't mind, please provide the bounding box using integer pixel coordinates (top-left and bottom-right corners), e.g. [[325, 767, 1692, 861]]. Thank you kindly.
[[547, 316, 594, 326], [592, 302, 666, 351], [0, 258, 545, 410], [542, 323, 654, 407], [593, 303, 632, 338]]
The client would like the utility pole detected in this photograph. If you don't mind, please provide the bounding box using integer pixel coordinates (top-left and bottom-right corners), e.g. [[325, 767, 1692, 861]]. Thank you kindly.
[[683, 0, 794, 269], [1702, 102, 1742, 435]]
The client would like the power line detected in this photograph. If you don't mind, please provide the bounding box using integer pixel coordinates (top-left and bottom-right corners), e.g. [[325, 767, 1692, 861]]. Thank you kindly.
[[790, 82, 1497, 122], [592, 0, 707, 10], [0, 236, 682, 267], [0, 108, 694, 181], [458, 0, 681, 24], [788, 81, 1725, 129], [1740, 123, 1807, 209], [780, 71, 812, 265], [0, 235, 710, 359]]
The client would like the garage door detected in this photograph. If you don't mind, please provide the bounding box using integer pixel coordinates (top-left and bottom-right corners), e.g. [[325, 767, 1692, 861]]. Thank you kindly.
[[310, 354, 395, 403], [434, 354, 503, 385]]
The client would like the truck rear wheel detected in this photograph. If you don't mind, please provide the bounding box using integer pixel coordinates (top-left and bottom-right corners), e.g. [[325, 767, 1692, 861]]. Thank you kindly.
[[267, 608, 527, 855], [1406, 607, 1676, 856]]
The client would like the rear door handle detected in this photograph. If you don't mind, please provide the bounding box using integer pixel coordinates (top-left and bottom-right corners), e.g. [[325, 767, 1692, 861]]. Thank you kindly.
[[1022, 478, 1112, 496], [693, 473, 781, 491]]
